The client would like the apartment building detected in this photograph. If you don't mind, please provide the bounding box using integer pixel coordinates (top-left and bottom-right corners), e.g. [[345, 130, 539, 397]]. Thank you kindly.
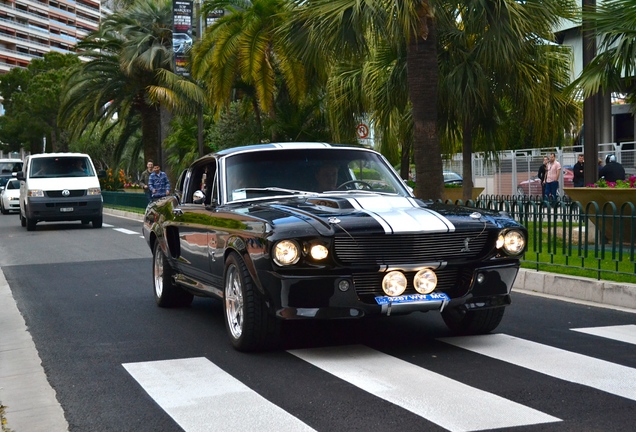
[[0, 0, 101, 73]]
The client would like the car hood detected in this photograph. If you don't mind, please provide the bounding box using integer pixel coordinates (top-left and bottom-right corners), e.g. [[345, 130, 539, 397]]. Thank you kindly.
[[239, 193, 511, 237]]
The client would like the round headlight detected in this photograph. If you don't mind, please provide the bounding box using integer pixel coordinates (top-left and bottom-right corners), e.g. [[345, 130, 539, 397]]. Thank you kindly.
[[413, 268, 437, 294], [503, 230, 525, 255], [382, 271, 407, 297], [310, 244, 329, 260], [273, 240, 300, 266]]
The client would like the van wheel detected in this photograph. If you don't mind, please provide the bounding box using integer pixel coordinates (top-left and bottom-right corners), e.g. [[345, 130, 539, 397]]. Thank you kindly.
[[20, 212, 26, 227], [81, 219, 90, 225], [92, 215, 103, 228], [26, 215, 36, 231]]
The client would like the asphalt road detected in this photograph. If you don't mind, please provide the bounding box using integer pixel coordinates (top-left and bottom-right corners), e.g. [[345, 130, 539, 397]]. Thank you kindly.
[[1, 211, 635, 431]]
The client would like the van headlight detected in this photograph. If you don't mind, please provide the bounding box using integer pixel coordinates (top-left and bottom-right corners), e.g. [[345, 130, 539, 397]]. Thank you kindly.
[[87, 188, 101, 195], [497, 230, 526, 255], [28, 189, 44, 197]]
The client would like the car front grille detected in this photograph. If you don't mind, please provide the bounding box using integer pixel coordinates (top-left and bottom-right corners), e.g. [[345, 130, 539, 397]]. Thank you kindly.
[[333, 231, 491, 266], [46, 190, 86, 198]]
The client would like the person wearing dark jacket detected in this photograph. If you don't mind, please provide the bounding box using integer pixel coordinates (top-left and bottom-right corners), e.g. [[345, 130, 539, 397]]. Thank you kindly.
[[537, 156, 548, 196], [599, 154, 626, 183], [573, 154, 585, 187]]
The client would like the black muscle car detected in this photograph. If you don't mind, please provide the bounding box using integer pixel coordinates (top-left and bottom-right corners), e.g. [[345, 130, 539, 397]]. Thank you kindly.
[[143, 143, 527, 351]]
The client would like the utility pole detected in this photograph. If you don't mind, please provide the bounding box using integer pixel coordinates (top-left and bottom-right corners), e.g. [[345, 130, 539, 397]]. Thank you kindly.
[[195, 0, 204, 157]]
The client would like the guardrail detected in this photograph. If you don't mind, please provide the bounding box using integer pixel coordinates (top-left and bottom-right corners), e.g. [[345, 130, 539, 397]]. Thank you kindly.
[[443, 195, 635, 281]]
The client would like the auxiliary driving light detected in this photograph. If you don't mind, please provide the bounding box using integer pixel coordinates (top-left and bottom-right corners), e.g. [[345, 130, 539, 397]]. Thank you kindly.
[[382, 271, 407, 296], [413, 268, 437, 294], [310, 244, 329, 260]]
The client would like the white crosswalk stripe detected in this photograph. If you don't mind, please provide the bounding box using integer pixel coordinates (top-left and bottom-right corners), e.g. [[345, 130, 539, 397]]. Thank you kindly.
[[123, 357, 315, 432], [123, 328, 636, 431], [571, 324, 636, 345], [102, 223, 114, 227], [289, 345, 560, 432], [439, 333, 636, 402]]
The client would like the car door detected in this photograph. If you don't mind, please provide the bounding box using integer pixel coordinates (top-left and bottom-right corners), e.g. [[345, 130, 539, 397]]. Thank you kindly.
[[170, 159, 222, 289]]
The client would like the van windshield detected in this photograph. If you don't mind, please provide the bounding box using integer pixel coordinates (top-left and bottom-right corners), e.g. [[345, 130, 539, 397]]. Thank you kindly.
[[29, 157, 94, 178]]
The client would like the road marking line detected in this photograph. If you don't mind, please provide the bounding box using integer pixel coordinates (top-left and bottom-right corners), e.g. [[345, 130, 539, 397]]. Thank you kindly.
[[439, 333, 636, 402], [113, 227, 139, 235], [289, 345, 559, 432], [572, 324, 636, 345], [102, 223, 114, 227], [123, 357, 315, 432]]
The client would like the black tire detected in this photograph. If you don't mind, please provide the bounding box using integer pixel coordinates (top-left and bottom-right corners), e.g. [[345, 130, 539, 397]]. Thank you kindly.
[[0, 202, 7, 215], [92, 215, 103, 228], [81, 219, 90, 225], [26, 214, 36, 231], [152, 241, 193, 307], [20, 211, 26, 227], [224, 252, 279, 351], [441, 306, 506, 335]]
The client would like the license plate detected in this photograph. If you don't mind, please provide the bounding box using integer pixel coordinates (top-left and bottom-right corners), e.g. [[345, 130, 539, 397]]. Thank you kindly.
[[60, 207, 74, 212], [375, 292, 450, 305]]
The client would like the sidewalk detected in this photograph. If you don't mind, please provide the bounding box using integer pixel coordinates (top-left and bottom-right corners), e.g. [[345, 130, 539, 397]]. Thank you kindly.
[[1, 209, 635, 432]]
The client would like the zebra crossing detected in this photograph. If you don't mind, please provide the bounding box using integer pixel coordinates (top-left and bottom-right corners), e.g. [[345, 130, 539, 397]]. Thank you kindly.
[[123, 325, 636, 432]]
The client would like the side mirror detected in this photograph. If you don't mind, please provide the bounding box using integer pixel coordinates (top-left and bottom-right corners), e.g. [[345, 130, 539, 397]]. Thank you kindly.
[[16, 171, 25, 180]]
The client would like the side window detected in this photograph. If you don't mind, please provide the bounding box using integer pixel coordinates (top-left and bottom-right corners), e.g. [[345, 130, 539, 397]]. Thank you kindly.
[[186, 160, 217, 204]]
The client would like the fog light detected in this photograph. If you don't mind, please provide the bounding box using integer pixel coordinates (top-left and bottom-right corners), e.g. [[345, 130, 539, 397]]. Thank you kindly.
[[310, 244, 329, 260], [476, 272, 486, 284], [413, 268, 437, 294], [338, 280, 351, 292], [382, 271, 407, 296]]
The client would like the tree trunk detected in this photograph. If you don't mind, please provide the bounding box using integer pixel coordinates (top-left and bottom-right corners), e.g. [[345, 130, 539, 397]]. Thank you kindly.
[[408, 9, 443, 200], [140, 103, 162, 166], [462, 118, 474, 202]]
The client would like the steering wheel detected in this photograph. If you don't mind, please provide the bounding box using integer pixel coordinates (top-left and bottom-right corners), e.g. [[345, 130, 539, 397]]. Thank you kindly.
[[336, 180, 373, 190]]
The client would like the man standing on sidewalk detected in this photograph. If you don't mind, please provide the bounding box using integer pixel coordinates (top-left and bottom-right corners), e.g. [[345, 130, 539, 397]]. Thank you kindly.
[[543, 152, 561, 200], [148, 164, 171, 201], [139, 160, 154, 203]]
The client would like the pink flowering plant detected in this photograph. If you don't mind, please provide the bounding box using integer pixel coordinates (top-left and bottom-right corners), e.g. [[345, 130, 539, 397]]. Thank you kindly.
[[587, 175, 636, 189]]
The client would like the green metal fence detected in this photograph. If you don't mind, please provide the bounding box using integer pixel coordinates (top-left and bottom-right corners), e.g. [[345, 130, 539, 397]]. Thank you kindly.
[[444, 195, 636, 281]]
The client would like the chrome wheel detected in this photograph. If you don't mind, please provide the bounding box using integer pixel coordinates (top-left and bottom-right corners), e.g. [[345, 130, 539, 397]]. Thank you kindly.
[[225, 263, 244, 340], [153, 246, 164, 299]]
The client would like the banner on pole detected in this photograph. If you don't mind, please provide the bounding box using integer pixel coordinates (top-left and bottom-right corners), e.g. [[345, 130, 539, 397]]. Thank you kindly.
[[173, 0, 193, 77]]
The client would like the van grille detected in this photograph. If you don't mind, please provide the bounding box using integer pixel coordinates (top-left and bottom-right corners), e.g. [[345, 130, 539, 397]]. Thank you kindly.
[[46, 190, 86, 198]]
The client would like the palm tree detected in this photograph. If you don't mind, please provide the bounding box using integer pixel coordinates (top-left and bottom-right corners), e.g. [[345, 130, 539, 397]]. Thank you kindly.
[[437, 0, 579, 200], [292, 0, 444, 199], [60, 0, 203, 165], [191, 0, 311, 142], [573, 0, 636, 101]]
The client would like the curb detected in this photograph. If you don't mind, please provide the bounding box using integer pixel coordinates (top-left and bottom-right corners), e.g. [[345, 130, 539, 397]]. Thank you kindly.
[[514, 268, 636, 311]]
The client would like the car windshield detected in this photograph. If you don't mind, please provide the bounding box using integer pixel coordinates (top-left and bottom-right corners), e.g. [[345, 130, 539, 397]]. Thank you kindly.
[[29, 157, 94, 178], [6, 179, 19, 189], [224, 148, 409, 202], [0, 161, 22, 175]]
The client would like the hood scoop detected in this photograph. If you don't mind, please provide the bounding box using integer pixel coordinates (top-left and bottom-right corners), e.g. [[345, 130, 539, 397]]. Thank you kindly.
[[305, 197, 355, 210]]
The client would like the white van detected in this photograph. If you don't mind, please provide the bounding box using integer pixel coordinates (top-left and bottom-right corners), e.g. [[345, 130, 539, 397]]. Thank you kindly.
[[17, 153, 103, 231]]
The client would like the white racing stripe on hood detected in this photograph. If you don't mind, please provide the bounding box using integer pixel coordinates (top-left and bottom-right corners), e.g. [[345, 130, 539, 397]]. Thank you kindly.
[[348, 196, 455, 234]]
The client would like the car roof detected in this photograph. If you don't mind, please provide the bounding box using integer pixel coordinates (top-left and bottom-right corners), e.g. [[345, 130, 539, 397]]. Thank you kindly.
[[28, 152, 90, 159], [0, 158, 23, 162]]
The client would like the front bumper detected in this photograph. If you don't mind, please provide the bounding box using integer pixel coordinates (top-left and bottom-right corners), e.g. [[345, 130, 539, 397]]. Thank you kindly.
[[25, 195, 103, 221], [268, 262, 520, 319]]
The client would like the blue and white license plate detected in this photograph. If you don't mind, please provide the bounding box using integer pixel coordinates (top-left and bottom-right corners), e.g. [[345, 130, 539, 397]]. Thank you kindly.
[[375, 292, 450, 305]]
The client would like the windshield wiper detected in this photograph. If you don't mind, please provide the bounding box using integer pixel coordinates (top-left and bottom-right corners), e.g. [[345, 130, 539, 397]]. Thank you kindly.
[[236, 187, 316, 196]]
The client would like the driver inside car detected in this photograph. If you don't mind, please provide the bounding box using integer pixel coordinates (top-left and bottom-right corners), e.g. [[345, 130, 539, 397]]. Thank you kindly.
[[314, 163, 340, 192]]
